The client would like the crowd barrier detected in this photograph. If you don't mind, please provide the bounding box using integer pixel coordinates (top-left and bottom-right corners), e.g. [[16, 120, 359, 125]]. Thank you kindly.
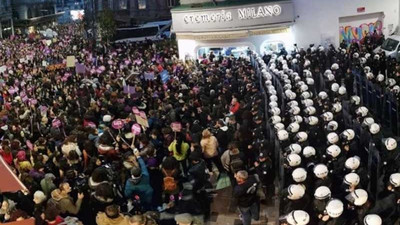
[[353, 70, 400, 136]]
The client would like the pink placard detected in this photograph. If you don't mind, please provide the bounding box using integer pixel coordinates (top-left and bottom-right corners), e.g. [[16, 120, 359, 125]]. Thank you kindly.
[[131, 123, 141, 135], [171, 122, 182, 132], [132, 107, 140, 115], [112, 119, 124, 130]]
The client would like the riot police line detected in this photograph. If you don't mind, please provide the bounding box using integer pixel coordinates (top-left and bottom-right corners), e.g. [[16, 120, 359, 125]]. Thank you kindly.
[[249, 51, 400, 225]]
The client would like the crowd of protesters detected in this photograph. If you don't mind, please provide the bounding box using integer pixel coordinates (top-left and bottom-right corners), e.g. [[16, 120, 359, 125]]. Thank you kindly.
[[0, 23, 273, 225]]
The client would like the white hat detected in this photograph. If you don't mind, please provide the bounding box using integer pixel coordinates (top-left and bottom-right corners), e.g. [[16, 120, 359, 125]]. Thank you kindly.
[[356, 106, 369, 117], [287, 153, 302, 167], [292, 168, 307, 183], [363, 214, 382, 225], [286, 210, 310, 225], [362, 117, 375, 127], [314, 186, 331, 200], [326, 121, 338, 132], [341, 129, 355, 141], [338, 86, 347, 95], [322, 112, 334, 122], [318, 91, 328, 100], [303, 146, 316, 158], [304, 106, 316, 116], [314, 164, 328, 178], [306, 116, 318, 126], [331, 83, 340, 92], [325, 199, 343, 218], [332, 102, 342, 113]]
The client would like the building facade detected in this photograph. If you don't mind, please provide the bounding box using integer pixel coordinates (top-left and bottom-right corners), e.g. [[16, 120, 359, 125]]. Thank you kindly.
[[92, 0, 174, 26], [12, 0, 63, 34], [172, 0, 400, 59], [0, 0, 13, 38], [56, 0, 85, 24]]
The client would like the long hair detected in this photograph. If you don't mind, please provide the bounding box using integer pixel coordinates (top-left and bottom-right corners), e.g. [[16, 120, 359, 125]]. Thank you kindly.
[[175, 134, 183, 155]]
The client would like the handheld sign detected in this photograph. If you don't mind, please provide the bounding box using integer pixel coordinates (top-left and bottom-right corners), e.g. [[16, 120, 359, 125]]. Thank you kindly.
[[131, 123, 141, 135], [112, 119, 125, 130], [171, 122, 182, 132]]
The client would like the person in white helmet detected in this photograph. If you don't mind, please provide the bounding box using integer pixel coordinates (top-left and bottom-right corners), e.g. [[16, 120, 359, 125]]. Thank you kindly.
[[313, 186, 331, 220], [345, 189, 370, 224], [280, 210, 310, 225], [313, 164, 332, 189], [381, 138, 400, 179], [318, 199, 347, 224], [363, 214, 382, 225], [282, 184, 310, 215]]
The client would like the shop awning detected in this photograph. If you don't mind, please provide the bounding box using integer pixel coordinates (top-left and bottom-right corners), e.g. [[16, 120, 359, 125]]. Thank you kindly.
[[0, 156, 27, 192], [176, 26, 290, 40]]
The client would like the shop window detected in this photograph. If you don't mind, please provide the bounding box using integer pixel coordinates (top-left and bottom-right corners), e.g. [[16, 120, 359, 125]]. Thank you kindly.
[[138, 0, 146, 9], [119, 0, 128, 9], [260, 40, 285, 54]]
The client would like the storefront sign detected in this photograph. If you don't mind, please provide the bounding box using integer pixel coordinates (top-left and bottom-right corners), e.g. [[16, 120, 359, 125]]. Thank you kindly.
[[172, 1, 294, 33]]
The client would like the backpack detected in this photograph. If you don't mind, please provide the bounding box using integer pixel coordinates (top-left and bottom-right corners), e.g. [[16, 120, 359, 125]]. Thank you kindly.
[[229, 153, 244, 173], [162, 168, 178, 193]]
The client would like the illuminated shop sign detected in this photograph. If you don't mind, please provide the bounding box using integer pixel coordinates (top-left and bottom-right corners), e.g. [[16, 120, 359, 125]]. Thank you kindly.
[[183, 4, 282, 24]]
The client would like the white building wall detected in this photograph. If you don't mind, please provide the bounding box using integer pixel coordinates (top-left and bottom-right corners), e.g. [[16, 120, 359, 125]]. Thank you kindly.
[[293, 0, 399, 48]]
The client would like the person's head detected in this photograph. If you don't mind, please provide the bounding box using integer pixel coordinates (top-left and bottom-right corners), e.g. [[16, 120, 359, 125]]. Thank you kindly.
[[130, 215, 145, 225], [59, 182, 71, 194], [33, 191, 46, 204], [105, 204, 120, 219], [44, 204, 61, 222], [174, 213, 193, 225], [235, 170, 248, 184], [9, 209, 28, 222], [202, 129, 211, 138]]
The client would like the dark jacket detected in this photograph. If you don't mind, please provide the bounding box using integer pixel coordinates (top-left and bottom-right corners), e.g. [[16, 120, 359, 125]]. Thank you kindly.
[[233, 175, 259, 207]]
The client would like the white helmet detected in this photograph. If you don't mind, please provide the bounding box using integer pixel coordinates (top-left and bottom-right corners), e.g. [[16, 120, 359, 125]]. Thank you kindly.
[[344, 173, 360, 186], [303, 146, 316, 158], [392, 85, 400, 94], [291, 115, 303, 124], [284, 84, 292, 91], [270, 95, 278, 102], [288, 143, 302, 154], [332, 102, 342, 113], [292, 168, 307, 183], [360, 57, 366, 64], [326, 121, 339, 132], [353, 52, 359, 58], [331, 83, 340, 92], [377, 74, 385, 82], [314, 186, 331, 200], [364, 66, 371, 73], [366, 72, 374, 80], [363, 214, 382, 225], [301, 92, 311, 100], [306, 116, 318, 126], [286, 210, 310, 225], [324, 70, 332, 76], [287, 153, 302, 167], [270, 107, 281, 116], [374, 54, 380, 60], [327, 132, 339, 144], [289, 106, 301, 115], [300, 84, 308, 92], [326, 199, 344, 218], [356, 106, 369, 117], [326, 145, 341, 158], [269, 101, 278, 108], [341, 129, 355, 141], [345, 156, 361, 170], [327, 74, 335, 82], [302, 99, 314, 107], [271, 116, 282, 124], [384, 138, 397, 151], [269, 89, 277, 95], [369, 123, 380, 134], [322, 112, 334, 122], [331, 63, 339, 70], [304, 106, 316, 116], [389, 173, 400, 187], [306, 78, 314, 85], [278, 130, 289, 141], [338, 86, 347, 95], [296, 132, 308, 143], [274, 123, 285, 131], [318, 91, 328, 100], [287, 184, 305, 200], [346, 189, 368, 206], [314, 164, 329, 178], [351, 96, 361, 105], [388, 78, 396, 87], [362, 117, 375, 127], [287, 100, 299, 108]]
